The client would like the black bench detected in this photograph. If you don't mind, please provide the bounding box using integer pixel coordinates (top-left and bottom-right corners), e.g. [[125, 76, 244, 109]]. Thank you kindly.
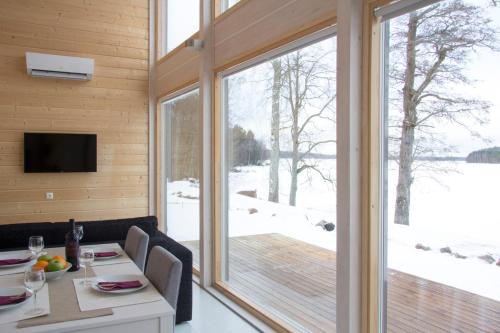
[[0, 216, 192, 324]]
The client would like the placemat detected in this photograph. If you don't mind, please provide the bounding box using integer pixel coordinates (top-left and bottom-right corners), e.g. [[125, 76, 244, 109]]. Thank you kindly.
[[0, 284, 50, 325], [17, 265, 113, 328], [0, 250, 37, 276], [83, 243, 132, 267], [73, 277, 163, 311]]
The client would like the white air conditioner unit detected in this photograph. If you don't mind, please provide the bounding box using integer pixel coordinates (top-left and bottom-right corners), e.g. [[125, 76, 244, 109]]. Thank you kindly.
[[26, 52, 94, 81]]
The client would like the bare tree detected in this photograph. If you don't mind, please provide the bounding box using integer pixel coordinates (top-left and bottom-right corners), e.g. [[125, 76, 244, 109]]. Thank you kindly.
[[281, 47, 336, 206], [268, 59, 282, 203], [389, 1, 497, 225]]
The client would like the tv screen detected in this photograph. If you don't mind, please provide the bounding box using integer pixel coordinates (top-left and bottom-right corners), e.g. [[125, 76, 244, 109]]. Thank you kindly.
[[24, 133, 97, 173]]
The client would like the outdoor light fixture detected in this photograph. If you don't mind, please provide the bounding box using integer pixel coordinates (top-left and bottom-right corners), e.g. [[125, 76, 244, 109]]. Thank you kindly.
[[184, 38, 204, 50]]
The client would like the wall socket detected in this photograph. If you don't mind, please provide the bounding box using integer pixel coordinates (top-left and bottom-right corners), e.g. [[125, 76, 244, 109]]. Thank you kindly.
[[46, 192, 54, 200]]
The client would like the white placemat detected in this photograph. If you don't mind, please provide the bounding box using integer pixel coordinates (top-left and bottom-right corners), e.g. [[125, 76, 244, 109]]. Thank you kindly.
[[0, 250, 36, 276], [81, 244, 132, 267], [73, 278, 163, 311], [0, 284, 50, 325]]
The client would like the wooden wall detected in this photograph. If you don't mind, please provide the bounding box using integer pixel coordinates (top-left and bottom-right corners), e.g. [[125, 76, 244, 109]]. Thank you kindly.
[[213, 0, 337, 71], [0, 0, 150, 224], [154, 0, 337, 99]]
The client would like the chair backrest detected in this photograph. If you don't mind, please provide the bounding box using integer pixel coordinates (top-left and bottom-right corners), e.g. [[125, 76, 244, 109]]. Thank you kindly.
[[124, 226, 149, 271], [145, 246, 183, 310]]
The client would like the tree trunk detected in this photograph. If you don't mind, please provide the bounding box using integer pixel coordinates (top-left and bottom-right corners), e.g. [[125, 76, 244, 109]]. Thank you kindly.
[[289, 87, 300, 205], [289, 136, 299, 206], [288, 54, 301, 207], [268, 59, 281, 203], [394, 12, 418, 226]]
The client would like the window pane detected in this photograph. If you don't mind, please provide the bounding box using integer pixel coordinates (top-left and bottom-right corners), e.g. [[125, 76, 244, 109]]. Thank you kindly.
[[382, 1, 500, 332], [220, 0, 240, 13], [163, 89, 200, 270], [221, 37, 337, 332], [165, 0, 199, 54]]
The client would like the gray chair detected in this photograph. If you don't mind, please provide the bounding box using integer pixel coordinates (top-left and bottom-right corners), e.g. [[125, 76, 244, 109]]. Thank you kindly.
[[124, 226, 149, 271], [145, 246, 183, 313]]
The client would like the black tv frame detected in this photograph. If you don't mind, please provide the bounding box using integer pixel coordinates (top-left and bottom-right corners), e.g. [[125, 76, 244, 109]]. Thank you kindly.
[[24, 132, 97, 173]]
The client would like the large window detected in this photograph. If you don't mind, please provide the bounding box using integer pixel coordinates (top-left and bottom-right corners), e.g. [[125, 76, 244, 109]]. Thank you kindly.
[[380, 1, 500, 332], [162, 0, 200, 55], [162, 89, 200, 270], [219, 35, 337, 332]]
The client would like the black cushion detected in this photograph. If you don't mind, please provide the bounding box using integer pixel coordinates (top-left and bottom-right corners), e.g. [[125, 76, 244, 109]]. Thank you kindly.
[[0, 222, 56, 249], [0, 217, 158, 249], [74, 216, 158, 243], [147, 235, 193, 324]]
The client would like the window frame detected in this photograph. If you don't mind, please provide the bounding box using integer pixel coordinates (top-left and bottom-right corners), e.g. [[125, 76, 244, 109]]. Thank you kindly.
[[158, 83, 201, 275], [370, 1, 448, 332], [152, 0, 372, 331], [157, 0, 201, 58], [214, 25, 338, 332]]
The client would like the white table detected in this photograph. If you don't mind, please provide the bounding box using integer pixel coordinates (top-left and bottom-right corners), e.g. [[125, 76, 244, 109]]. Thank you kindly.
[[0, 247, 175, 333]]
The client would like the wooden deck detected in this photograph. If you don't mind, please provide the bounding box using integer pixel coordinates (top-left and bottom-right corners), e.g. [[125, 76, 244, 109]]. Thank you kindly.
[[184, 234, 500, 333]]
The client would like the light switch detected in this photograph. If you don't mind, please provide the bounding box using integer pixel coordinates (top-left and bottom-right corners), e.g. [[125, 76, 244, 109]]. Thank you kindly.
[[46, 192, 54, 200]]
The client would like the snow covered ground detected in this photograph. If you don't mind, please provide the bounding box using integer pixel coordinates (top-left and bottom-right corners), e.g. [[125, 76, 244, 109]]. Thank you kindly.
[[166, 159, 500, 302]]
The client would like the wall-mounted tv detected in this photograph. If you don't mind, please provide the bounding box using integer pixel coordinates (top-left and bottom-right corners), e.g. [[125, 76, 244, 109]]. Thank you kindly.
[[24, 133, 97, 173]]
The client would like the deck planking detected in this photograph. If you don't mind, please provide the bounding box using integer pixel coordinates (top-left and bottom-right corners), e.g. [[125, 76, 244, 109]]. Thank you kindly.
[[184, 233, 500, 333]]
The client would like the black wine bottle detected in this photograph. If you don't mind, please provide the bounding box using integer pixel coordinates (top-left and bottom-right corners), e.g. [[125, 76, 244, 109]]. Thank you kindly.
[[65, 218, 80, 271]]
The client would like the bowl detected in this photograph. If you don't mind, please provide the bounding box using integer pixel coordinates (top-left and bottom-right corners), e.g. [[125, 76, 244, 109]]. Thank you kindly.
[[45, 262, 72, 281]]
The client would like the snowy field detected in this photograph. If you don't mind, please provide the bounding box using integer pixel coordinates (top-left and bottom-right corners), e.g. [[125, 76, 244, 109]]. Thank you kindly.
[[166, 159, 500, 302]]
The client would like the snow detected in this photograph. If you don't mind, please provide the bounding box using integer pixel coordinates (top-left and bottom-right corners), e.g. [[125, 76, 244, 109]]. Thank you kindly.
[[167, 160, 500, 302]]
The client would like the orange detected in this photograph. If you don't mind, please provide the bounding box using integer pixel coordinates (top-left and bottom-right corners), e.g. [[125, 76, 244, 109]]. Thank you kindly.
[[52, 255, 66, 265], [32, 260, 48, 271], [32, 265, 44, 272], [35, 260, 49, 269]]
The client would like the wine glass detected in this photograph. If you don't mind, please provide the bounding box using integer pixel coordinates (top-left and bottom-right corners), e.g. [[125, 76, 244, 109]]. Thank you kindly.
[[75, 225, 84, 241], [24, 267, 46, 316], [28, 236, 44, 258], [79, 248, 94, 285]]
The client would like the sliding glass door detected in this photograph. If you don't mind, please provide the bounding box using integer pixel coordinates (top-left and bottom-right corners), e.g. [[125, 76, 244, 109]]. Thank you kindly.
[[379, 1, 500, 331], [219, 34, 337, 332], [162, 89, 201, 270]]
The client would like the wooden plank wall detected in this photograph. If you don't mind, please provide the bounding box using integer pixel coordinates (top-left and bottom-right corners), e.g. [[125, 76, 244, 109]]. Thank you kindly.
[[213, 0, 337, 71], [154, 0, 337, 100], [0, 0, 150, 224], [156, 45, 200, 98]]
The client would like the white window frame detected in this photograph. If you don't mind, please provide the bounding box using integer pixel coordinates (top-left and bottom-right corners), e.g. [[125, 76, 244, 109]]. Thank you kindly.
[[374, 0, 445, 332]]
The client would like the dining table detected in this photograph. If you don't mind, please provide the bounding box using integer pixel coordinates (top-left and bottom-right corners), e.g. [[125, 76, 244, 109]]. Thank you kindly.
[[0, 244, 175, 333]]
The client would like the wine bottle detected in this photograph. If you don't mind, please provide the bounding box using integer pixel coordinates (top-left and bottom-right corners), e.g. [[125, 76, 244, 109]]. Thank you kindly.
[[65, 218, 80, 271]]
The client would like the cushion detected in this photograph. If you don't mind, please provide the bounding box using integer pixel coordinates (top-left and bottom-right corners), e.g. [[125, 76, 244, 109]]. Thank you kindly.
[[0, 222, 56, 249], [57, 216, 158, 244]]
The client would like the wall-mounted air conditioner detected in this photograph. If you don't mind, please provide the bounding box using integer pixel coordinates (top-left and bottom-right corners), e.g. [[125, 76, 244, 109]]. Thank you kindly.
[[26, 52, 94, 81]]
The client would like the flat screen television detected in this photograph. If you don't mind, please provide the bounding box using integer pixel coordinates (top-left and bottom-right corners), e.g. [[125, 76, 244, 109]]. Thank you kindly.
[[24, 133, 97, 173]]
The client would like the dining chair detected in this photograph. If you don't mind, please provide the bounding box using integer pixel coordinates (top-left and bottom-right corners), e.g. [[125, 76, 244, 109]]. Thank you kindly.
[[145, 246, 182, 313], [124, 226, 149, 271]]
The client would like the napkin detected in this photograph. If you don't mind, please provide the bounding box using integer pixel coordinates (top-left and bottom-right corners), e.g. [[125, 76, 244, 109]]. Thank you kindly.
[[0, 292, 28, 306], [94, 251, 119, 258], [97, 280, 142, 290], [0, 257, 32, 266]]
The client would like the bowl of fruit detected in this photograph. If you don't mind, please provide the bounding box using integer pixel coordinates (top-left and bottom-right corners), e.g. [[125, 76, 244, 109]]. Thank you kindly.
[[32, 255, 72, 281]]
